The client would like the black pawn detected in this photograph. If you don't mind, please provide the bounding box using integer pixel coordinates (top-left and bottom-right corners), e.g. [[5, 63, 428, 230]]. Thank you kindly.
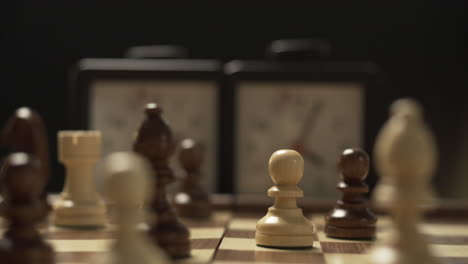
[[324, 148, 377, 239], [1, 107, 52, 217], [133, 103, 190, 258], [0, 153, 55, 263], [174, 139, 212, 218]]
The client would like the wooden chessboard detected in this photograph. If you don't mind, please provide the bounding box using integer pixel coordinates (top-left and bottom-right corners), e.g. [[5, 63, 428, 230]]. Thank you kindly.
[[214, 213, 468, 264], [1, 197, 468, 264]]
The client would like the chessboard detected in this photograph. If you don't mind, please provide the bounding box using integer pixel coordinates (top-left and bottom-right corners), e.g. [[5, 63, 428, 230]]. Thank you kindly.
[[1, 197, 467, 264], [0, 204, 232, 264], [215, 211, 468, 264]]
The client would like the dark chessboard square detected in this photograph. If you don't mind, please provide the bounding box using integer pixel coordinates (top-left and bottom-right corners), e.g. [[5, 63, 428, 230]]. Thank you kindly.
[[215, 249, 326, 263], [439, 257, 468, 264], [190, 238, 221, 250], [56, 252, 107, 263], [224, 230, 256, 239], [319, 242, 373, 254], [427, 235, 468, 245]]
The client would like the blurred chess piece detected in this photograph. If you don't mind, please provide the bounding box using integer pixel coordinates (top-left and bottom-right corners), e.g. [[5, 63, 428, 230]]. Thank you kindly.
[[174, 138, 212, 219], [368, 98, 440, 264], [133, 103, 191, 258], [1, 106, 52, 218], [0, 153, 55, 263], [53, 131, 107, 227], [325, 148, 377, 239], [100, 152, 170, 264], [372, 99, 439, 209], [255, 149, 315, 248]]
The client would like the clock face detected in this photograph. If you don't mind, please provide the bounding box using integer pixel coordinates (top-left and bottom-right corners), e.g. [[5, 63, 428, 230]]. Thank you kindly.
[[89, 80, 218, 193], [235, 81, 364, 198]]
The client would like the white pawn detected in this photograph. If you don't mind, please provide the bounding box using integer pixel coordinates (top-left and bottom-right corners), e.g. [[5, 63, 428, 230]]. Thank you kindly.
[[102, 152, 170, 264], [368, 98, 440, 264], [255, 149, 315, 248]]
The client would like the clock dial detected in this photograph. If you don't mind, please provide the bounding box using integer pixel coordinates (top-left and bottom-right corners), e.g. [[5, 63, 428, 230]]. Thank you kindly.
[[236, 81, 364, 198], [89, 80, 218, 193]]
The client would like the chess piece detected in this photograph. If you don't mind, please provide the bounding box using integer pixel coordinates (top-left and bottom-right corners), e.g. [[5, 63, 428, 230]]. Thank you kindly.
[[1, 106, 52, 217], [53, 131, 107, 227], [173, 138, 212, 218], [101, 152, 170, 264], [368, 98, 440, 264], [0, 153, 55, 263], [324, 148, 377, 239], [255, 149, 315, 248], [133, 103, 190, 258]]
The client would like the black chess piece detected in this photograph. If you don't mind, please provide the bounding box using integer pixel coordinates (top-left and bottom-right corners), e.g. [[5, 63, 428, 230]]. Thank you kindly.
[[133, 103, 190, 258], [1, 107, 52, 217], [174, 138, 212, 218], [0, 152, 55, 263], [324, 148, 377, 239]]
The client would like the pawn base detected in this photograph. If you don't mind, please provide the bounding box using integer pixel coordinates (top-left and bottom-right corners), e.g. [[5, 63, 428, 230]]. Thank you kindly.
[[255, 207, 315, 248], [255, 232, 314, 248]]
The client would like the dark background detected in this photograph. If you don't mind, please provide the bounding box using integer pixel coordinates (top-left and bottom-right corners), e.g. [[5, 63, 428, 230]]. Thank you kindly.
[[1, 1, 467, 196]]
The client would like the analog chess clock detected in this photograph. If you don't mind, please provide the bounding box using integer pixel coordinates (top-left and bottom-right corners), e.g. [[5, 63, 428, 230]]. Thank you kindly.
[[69, 58, 222, 193], [224, 60, 378, 198]]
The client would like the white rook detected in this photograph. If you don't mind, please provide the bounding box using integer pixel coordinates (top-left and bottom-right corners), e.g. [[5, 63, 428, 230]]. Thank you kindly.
[[53, 130, 107, 227]]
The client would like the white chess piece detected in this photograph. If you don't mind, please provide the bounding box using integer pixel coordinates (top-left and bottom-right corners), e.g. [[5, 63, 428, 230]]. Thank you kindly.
[[255, 149, 315, 248], [53, 131, 107, 227], [368, 98, 440, 264], [102, 152, 170, 264]]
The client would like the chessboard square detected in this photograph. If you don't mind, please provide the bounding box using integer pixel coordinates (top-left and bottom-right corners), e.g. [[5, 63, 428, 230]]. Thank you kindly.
[[228, 218, 257, 230], [182, 211, 232, 228], [317, 231, 375, 244], [214, 261, 272, 264], [431, 245, 468, 258], [48, 239, 112, 252], [56, 251, 107, 263], [324, 253, 369, 264], [191, 238, 222, 250], [427, 235, 468, 245], [437, 257, 468, 264], [320, 242, 373, 254], [215, 249, 326, 263], [422, 223, 468, 236], [219, 237, 322, 253], [174, 249, 214, 264], [225, 229, 255, 239], [41, 226, 115, 240], [190, 227, 225, 239]]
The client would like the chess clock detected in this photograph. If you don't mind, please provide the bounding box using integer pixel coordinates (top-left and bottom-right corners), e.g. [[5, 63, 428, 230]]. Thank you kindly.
[[224, 60, 379, 198], [69, 58, 222, 193]]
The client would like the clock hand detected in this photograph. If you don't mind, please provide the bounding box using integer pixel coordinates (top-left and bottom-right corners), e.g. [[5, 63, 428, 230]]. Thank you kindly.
[[298, 101, 323, 141], [291, 102, 324, 167]]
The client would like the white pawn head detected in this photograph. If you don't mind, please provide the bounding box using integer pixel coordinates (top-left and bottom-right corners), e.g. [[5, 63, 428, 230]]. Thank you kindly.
[[104, 152, 154, 207], [268, 149, 304, 186], [389, 97, 423, 118]]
